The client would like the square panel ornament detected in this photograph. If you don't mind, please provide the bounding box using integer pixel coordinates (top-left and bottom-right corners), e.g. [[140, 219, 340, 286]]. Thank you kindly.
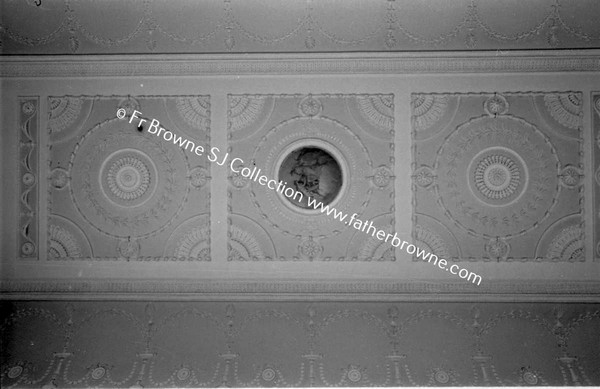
[[47, 95, 211, 261], [411, 92, 584, 262], [227, 94, 395, 261]]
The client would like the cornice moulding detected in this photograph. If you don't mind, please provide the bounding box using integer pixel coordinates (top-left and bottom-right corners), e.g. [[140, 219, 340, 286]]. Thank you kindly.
[[1, 279, 599, 302], [1, 50, 599, 77]]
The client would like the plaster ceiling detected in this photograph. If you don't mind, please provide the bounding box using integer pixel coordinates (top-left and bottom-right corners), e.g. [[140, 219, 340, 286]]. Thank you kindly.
[[1, 0, 599, 55]]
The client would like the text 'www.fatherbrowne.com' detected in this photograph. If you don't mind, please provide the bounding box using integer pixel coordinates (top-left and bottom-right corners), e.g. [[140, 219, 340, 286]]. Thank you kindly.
[[305, 197, 482, 285], [119, 108, 482, 286]]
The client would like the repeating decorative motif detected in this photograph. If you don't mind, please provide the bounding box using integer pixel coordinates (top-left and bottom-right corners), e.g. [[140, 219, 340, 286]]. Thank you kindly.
[[413, 166, 435, 189], [431, 367, 456, 385], [413, 224, 451, 260], [2, 1, 600, 54], [49, 168, 69, 190], [173, 228, 209, 260], [228, 94, 394, 261], [18, 97, 39, 259], [485, 237, 510, 261], [533, 214, 584, 263], [174, 96, 210, 131], [356, 222, 396, 262], [47, 216, 92, 260], [484, 93, 509, 117], [411, 94, 449, 132], [544, 93, 583, 130], [355, 95, 394, 133], [48, 96, 93, 143], [261, 367, 276, 382], [158, 215, 209, 261], [48, 224, 80, 258], [559, 165, 583, 188], [117, 97, 140, 117], [412, 92, 583, 261], [227, 95, 271, 135], [593, 93, 600, 261], [189, 166, 209, 189], [2, 301, 598, 387], [545, 225, 584, 262], [298, 95, 322, 117], [228, 224, 267, 261], [117, 238, 141, 260], [298, 236, 324, 261], [229, 166, 250, 189], [46, 96, 210, 260], [48, 97, 82, 134]]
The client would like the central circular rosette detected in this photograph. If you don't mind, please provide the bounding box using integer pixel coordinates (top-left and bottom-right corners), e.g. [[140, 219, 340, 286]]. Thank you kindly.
[[435, 116, 558, 238], [469, 147, 527, 206], [70, 119, 189, 239], [101, 150, 156, 207]]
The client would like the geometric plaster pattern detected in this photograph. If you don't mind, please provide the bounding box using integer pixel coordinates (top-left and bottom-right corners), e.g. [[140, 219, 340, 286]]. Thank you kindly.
[[412, 92, 584, 262], [46, 95, 210, 261], [227, 94, 395, 261]]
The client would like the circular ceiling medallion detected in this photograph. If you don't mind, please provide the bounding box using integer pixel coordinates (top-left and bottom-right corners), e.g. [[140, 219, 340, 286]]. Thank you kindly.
[[176, 367, 191, 381], [7, 365, 23, 379], [249, 117, 371, 238], [261, 368, 276, 382], [435, 116, 558, 238], [91, 366, 106, 380], [70, 118, 189, 239], [468, 147, 528, 207], [100, 149, 157, 207], [484, 94, 509, 116], [347, 368, 362, 382], [434, 369, 450, 384], [522, 371, 538, 385], [277, 144, 343, 212]]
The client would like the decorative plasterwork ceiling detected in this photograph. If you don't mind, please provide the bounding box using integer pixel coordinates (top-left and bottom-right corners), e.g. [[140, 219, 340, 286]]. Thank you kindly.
[[1, 0, 599, 55]]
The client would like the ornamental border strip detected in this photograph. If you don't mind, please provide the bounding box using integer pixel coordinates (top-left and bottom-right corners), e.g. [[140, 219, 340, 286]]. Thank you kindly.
[[1, 51, 600, 78]]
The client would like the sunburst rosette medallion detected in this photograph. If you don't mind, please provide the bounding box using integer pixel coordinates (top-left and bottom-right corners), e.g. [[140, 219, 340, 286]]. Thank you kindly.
[[164, 96, 211, 137], [347, 94, 395, 140], [435, 116, 558, 239], [47, 96, 93, 143], [164, 214, 210, 261], [412, 214, 460, 262], [70, 118, 190, 240], [535, 214, 584, 262], [45, 95, 211, 260], [413, 92, 582, 261], [47, 215, 93, 259]]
